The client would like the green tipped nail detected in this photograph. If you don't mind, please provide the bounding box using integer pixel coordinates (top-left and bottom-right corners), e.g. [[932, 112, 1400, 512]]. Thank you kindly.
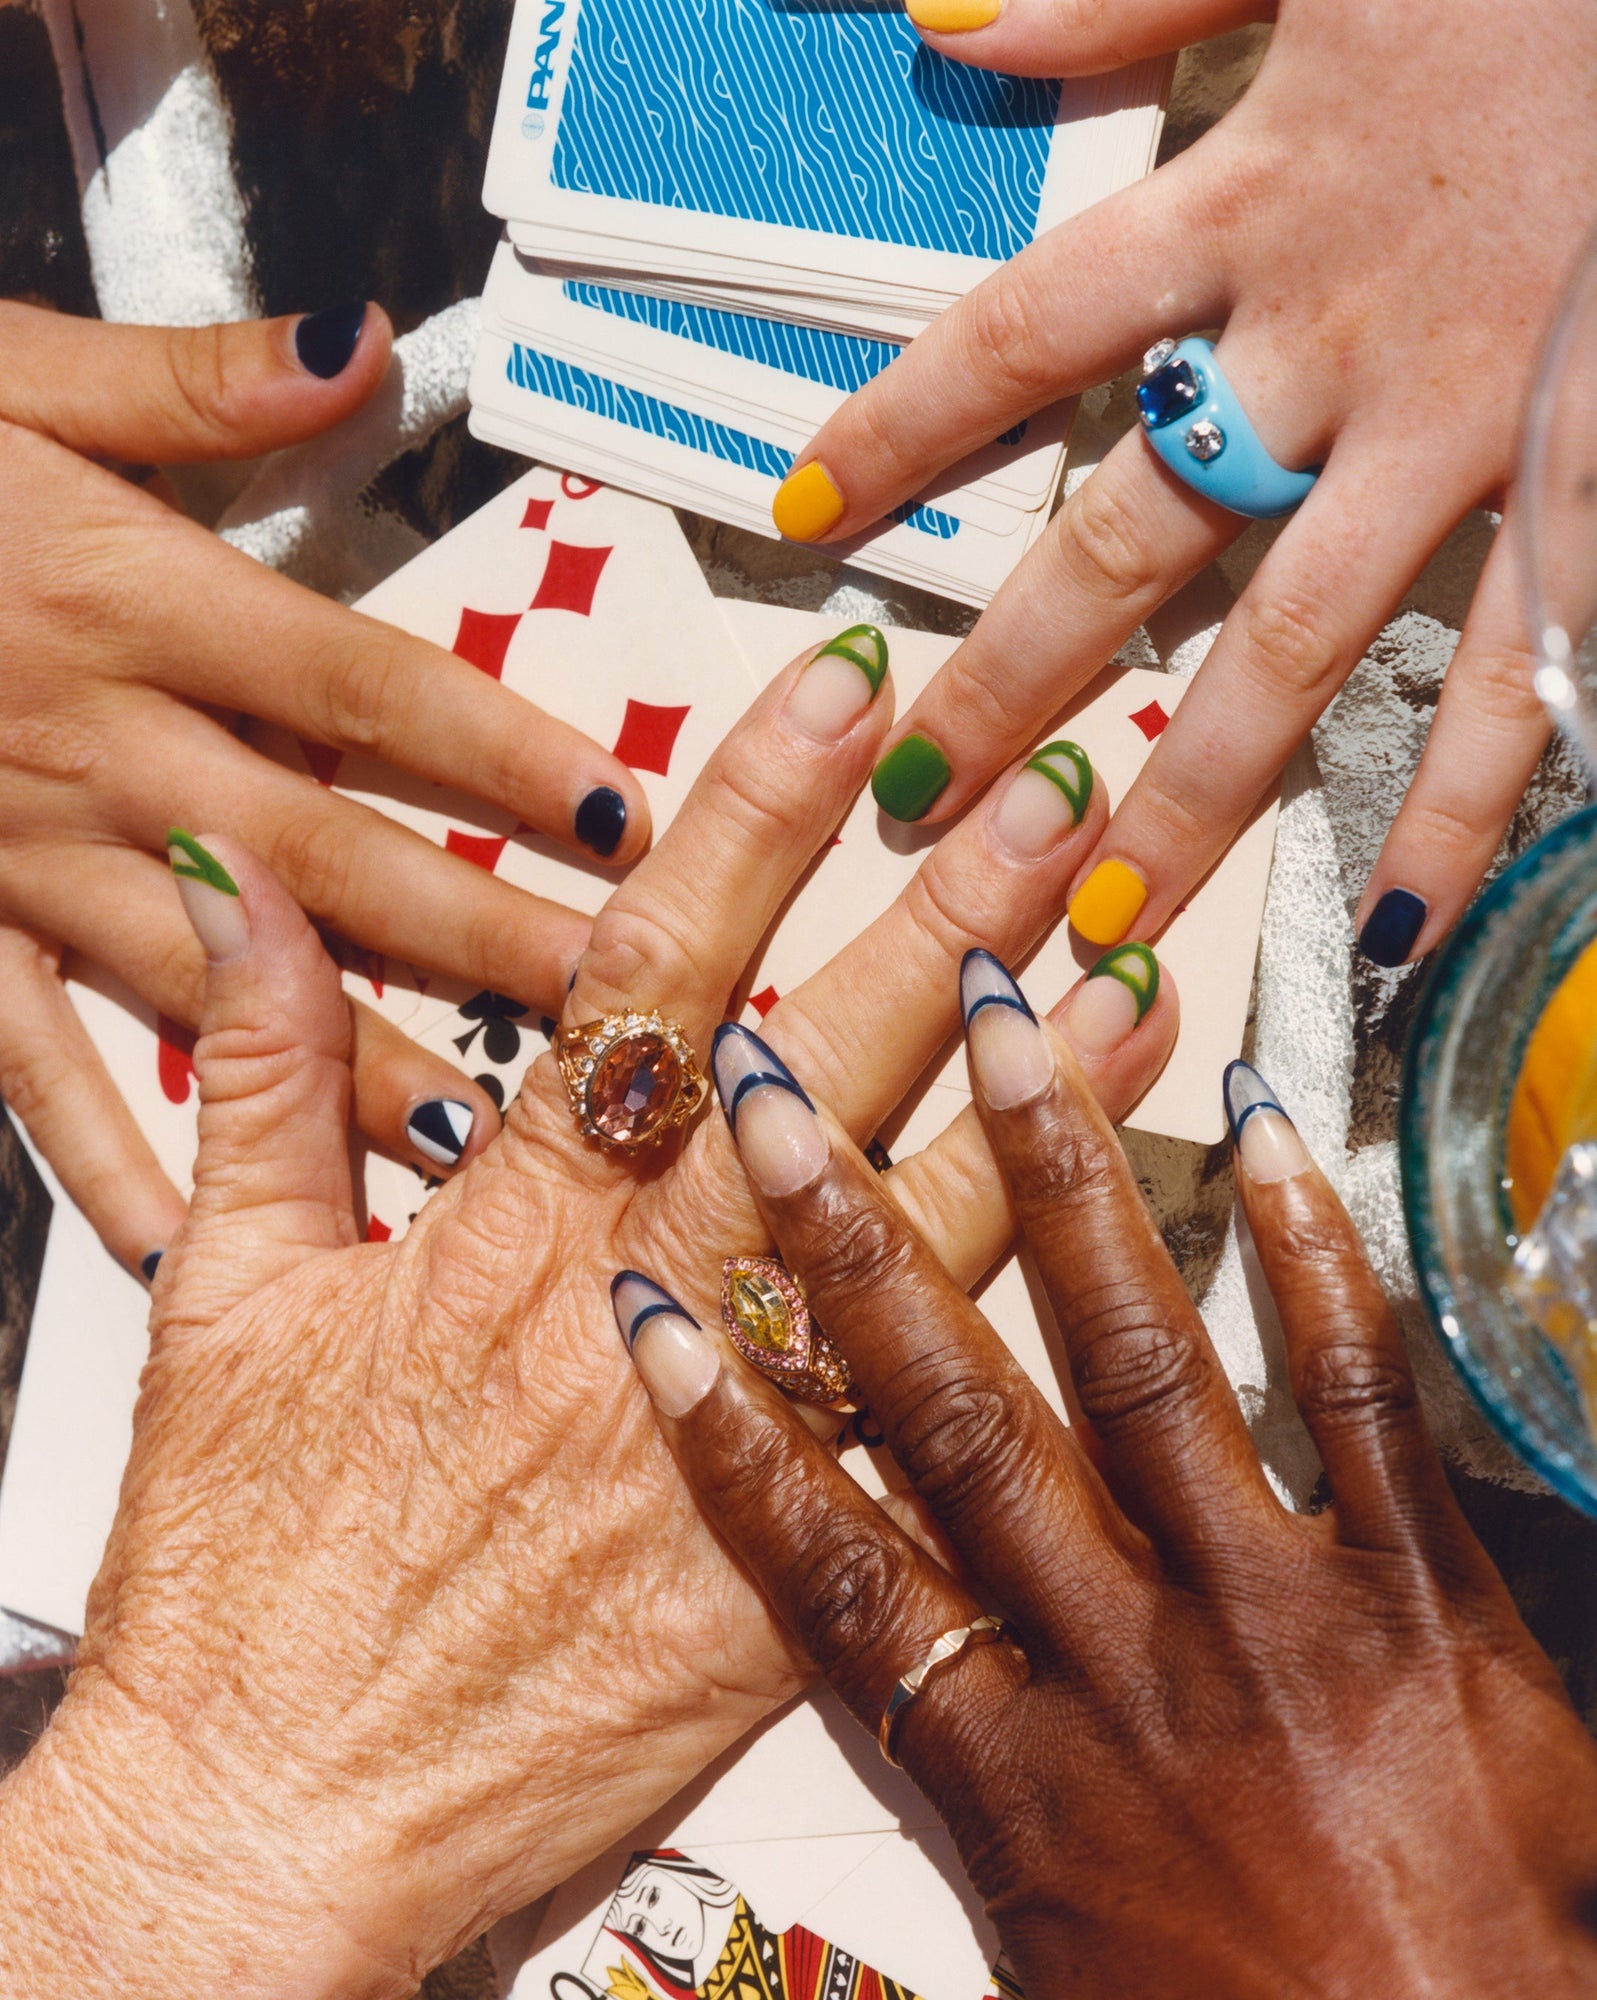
[[166, 828, 239, 897], [1025, 740, 1093, 825], [1088, 942, 1159, 1023], [815, 623, 889, 698], [871, 733, 951, 823]]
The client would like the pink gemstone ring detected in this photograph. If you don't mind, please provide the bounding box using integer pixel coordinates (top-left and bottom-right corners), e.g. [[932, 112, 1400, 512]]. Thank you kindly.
[[721, 1254, 859, 1411], [552, 1010, 708, 1151]]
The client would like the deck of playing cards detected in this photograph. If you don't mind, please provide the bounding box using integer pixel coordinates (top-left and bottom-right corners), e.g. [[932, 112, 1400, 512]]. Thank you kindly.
[[469, 0, 1169, 606]]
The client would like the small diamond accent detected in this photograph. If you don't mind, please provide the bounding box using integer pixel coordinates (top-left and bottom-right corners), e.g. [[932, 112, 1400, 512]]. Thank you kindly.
[[1185, 419, 1225, 462], [1142, 338, 1176, 376]]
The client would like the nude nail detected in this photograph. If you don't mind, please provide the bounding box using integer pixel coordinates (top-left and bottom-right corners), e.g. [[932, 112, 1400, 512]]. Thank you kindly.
[[613, 1272, 722, 1418], [1224, 1061, 1311, 1184], [961, 950, 1053, 1110]]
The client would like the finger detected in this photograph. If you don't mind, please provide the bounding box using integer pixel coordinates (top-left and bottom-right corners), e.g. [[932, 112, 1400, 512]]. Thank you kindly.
[[1356, 513, 1550, 967], [611, 1271, 1024, 1785], [0, 300, 393, 462], [1224, 1061, 1463, 1551], [886, 945, 1180, 1288], [0, 925, 184, 1282], [906, 0, 1270, 76], [967, 953, 1277, 1548], [708, 1023, 1130, 1625], [1066, 448, 1466, 946], [0, 842, 501, 1178], [568, 627, 896, 1047], [770, 159, 1223, 546], [155, 831, 360, 1331], [869, 435, 1236, 825]]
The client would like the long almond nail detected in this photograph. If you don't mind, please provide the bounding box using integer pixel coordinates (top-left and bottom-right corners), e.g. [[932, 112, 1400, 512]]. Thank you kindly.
[[167, 829, 249, 962], [1064, 944, 1159, 1057], [961, 950, 1053, 1111], [772, 460, 845, 541], [786, 624, 888, 741], [992, 740, 1093, 857], [1224, 1061, 1311, 1184], [711, 1024, 830, 1195], [612, 1272, 721, 1417]]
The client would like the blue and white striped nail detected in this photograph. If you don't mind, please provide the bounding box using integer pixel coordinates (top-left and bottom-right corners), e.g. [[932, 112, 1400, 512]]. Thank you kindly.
[[710, 1023, 828, 1196], [961, 951, 1052, 1111], [612, 1270, 721, 1416], [1223, 1061, 1310, 1183]]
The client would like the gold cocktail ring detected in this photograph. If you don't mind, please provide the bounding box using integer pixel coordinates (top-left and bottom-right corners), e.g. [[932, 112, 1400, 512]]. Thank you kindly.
[[552, 1011, 707, 1150]]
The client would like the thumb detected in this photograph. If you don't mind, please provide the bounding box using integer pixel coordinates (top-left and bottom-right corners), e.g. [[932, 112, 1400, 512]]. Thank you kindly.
[[0, 300, 393, 464], [155, 830, 361, 1340]]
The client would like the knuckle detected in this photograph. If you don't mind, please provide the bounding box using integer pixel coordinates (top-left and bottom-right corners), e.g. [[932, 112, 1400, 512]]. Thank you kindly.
[[1057, 474, 1164, 605]]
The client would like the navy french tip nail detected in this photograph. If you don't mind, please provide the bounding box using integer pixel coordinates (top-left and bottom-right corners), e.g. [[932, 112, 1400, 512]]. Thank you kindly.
[[575, 785, 627, 858], [1223, 1060, 1291, 1146], [406, 1098, 475, 1168], [710, 1022, 814, 1130], [294, 300, 367, 378], [1358, 888, 1427, 969], [611, 1269, 698, 1349], [140, 1250, 163, 1284], [959, 948, 1037, 1030]]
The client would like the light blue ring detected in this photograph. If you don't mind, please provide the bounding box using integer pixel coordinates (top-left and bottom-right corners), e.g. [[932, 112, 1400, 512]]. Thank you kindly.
[[1139, 337, 1318, 520]]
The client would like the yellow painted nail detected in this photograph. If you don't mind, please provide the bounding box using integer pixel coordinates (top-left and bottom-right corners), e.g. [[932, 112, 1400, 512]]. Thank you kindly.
[[1068, 860, 1148, 948], [773, 461, 845, 543], [907, 0, 1003, 29]]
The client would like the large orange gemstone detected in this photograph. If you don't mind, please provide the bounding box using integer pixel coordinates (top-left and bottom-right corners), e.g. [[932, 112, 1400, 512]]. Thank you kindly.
[[588, 1031, 682, 1144]]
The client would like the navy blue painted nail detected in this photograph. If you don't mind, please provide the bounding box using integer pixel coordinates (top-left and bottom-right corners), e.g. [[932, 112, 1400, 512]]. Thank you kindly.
[[1223, 1060, 1291, 1146], [611, 1269, 698, 1349], [294, 301, 367, 379], [1358, 888, 1427, 969], [140, 1250, 163, 1284], [406, 1098, 474, 1168], [575, 785, 627, 858], [959, 948, 1036, 1030], [710, 1022, 813, 1132]]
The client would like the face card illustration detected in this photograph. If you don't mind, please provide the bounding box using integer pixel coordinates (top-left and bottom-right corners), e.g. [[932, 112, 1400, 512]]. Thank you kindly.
[[553, 1850, 926, 2000]]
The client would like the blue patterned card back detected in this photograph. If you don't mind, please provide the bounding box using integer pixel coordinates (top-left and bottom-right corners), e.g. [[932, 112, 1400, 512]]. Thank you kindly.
[[550, 0, 1060, 260]]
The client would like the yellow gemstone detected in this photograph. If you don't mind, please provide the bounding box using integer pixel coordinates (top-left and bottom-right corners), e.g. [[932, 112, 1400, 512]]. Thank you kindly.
[[728, 1269, 797, 1354]]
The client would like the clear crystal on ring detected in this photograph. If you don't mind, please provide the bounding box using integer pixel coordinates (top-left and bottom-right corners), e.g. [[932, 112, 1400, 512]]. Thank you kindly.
[[1142, 337, 1177, 376], [1185, 418, 1226, 462]]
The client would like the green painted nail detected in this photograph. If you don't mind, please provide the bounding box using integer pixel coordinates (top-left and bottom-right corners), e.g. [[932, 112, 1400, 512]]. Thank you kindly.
[[815, 622, 889, 698], [166, 828, 239, 897], [1024, 740, 1093, 825], [1088, 942, 1159, 1022], [871, 733, 951, 823]]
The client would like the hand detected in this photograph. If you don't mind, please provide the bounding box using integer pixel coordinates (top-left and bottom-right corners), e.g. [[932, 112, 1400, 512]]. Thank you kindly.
[[0, 629, 1176, 1998], [0, 300, 655, 1270], [774, 0, 1597, 968], [629, 958, 1597, 1998]]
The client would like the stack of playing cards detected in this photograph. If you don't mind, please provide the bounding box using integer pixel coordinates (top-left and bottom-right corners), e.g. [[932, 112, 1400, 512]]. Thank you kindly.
[[468, 0, 1169, 606]]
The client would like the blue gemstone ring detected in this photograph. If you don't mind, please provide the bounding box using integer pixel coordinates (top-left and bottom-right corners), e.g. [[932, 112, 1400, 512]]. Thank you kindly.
[[1136, 336, 1318, 520]]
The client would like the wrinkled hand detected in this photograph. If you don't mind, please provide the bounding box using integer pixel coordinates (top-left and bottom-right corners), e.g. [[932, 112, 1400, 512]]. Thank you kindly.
[[0, 300, 655, 1270], [0, 630, 1177, 1999], [632, 957, 1597, 1999], [778, 0, 1597, 969]]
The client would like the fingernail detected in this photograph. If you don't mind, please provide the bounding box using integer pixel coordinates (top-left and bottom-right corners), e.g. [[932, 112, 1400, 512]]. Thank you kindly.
[[1064, 944, 1160, 1056], [406, 1098, 476, 1168], [711, 1023, 829, 1196], [961, 949, 1053, 1111], [786, 624, 889, 741], [140, 1250, 164, 1286], [772, 460, 845, 542], [992, 740, 1093, 857], [1068, 859, 1147, 947], [1224, 1060, 1311, 1184], [1359, 888, 1427, 968], [575, 785, 627, 858], [612, 1271, 722, 1418], [167, 829, 249, 962], [907, 0, 1003, 27], [294, 301, 367, 378], [871, 733, 951, 822]]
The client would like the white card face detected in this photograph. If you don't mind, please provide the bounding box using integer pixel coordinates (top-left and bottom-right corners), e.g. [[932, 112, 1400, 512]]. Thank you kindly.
[[718, 602, 1278, 1149]]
